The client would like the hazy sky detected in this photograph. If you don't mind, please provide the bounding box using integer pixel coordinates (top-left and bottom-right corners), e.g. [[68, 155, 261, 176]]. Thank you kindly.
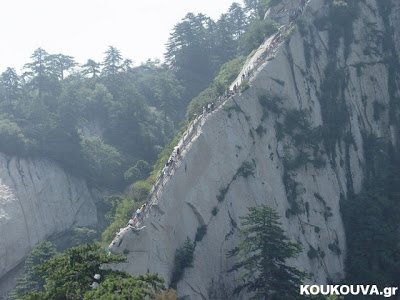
[[0, 0, 241, 74]]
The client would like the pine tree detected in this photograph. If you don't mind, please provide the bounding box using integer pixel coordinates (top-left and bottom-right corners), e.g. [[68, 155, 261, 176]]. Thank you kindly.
[[227, 2, 248, 40], [81, 59, 101, 78], [228, 205, 307, 300], [9, 242, 57, 299], [18, 243, 166, 300], [23, 47, 49, 99], [0, 67, 21, 103], [20, 243, 126, 299], [47, 53, 77, 80], [83, 273, 165, 299], [165, 13, 215, 98], [102, 46, 123, 77], [101, 46, 123, 96]]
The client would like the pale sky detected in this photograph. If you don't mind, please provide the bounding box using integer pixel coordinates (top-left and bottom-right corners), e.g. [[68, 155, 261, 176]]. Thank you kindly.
[[0, 0, 242, 74]]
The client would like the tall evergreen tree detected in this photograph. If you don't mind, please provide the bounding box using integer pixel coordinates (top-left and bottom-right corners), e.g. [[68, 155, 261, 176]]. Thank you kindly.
[[244, 0, 259, 20], [122, 58, 133, 73], [18, 243, 166, 300], [0, 67, 21, 104], [23, 48, 49, 99], [9, 242, 57, 299], [47, 53, 77, 80], [227, 2, 248, 40], [228, 205, 307, 300], [214, 13, 237, 63], [81, 59, 101, 78], [165, 13, 215, 98], [101, 46, 123, 96], [102, 46, 123, 77]]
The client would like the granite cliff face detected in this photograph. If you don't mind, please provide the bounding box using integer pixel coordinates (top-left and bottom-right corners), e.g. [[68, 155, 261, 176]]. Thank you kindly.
[[108, 0, 400, 298], [0, 154, 98, 279], [109, 0, 400, 298]]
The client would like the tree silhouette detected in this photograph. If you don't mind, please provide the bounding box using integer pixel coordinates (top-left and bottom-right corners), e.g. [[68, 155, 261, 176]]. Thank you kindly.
[[228, 205, 307, 300]]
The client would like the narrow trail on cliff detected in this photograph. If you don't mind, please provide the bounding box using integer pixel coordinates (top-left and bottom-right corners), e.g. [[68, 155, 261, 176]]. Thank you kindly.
[[109, 0, 311, 250]]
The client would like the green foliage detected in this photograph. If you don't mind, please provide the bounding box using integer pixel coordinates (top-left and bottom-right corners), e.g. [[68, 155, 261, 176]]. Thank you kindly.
[[227, 205, 307, 299], [53, 227, 98, 252], [239, 79, 250, 93], [330, 1, 353, 25], [303, 41, 312, 69], [307, 246, 318, 260], [0, 117, 28, 155], [18, 243, 165, 299], [170, 238, 195, 289], [0, 48, 177, 189], [240, 19, 279, 55], [124, 160, 152, 183], [283, 168, 303, 216], [279, 109, 326, 169], [313, 2, 360, 161], [129, 180, 152, 203], [101, 180, 150, 245], [136, 69, 184, 121], [284, 25, 297, 43], [341, 135, 400, 289], [223, 102, 243, 116], [83, 273, 165, 300], [101, 197, 138, 245], [31, 243, 126, 299], [217, 186, 230, 202], [323, 206, 333, 221], [154, 289, 178, 300], [283, 150, 310, 171], [236, 160, 255, 178], [195, 225, 208, 242], [328, 0, 358, 57], [266, 54, 275, 61], [297, 17, 308, 37], [319, 62, 349, 160], [312, 193, 332, 220], [256, 0, 280, 20], [372, 101, 385, 121], [9, 242, 57, 300], [255, 124, 266, 136], [186, 56, 246, 120], [81, 137, 123, 186], [151, 134, 181, 179], [165, 13, 220, 99], [211, 206, 219, 216], [328, 239, 341, 255], [258, 94, 283, 116], [284, 109, 311, 134]]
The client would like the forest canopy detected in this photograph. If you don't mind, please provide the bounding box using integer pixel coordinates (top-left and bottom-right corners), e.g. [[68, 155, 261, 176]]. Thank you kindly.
[[0, 1, 276, 189]]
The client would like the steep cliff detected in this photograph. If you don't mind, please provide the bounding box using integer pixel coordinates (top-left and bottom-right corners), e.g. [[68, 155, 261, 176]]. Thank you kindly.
[[0, 154, 98, 279], [109, 0, 399, 299]]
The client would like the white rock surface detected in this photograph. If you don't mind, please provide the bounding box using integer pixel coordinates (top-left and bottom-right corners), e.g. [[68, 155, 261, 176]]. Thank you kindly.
[[109, 0, 399, 299], [0, 154, 97, 279]]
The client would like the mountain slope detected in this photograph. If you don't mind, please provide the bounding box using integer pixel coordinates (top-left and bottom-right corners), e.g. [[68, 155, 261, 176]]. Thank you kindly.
[[109, 0, 400, 298]]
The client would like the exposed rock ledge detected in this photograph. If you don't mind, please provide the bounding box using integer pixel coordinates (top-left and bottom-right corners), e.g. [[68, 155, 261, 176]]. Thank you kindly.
[[0, 153, 98, 279]]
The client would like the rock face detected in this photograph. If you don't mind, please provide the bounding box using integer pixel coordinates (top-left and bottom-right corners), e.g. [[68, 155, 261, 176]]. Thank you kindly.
[[110, 0, 399, 299], [0, 154, 98, 279]]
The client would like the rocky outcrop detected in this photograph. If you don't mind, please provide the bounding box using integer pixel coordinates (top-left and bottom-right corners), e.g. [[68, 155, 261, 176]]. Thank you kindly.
[[0, 154, 98, 279], [109, 0, 399, 299]]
